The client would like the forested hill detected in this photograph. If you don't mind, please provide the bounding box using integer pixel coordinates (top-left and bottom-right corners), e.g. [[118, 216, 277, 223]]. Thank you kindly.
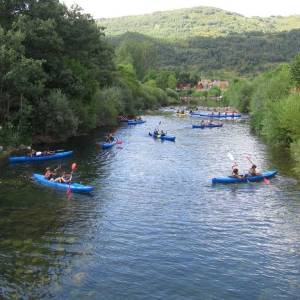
[[98, 6, 300, 40], [108, 29, 300, 75]]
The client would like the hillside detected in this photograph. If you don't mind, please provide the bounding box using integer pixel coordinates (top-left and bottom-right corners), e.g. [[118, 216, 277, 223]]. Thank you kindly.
[[108, 29, 300, 75], [98, 6, 300, 40]]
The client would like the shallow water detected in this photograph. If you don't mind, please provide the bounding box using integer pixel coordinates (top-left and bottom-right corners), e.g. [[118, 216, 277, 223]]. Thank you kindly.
[[0, 114, 299, 299]]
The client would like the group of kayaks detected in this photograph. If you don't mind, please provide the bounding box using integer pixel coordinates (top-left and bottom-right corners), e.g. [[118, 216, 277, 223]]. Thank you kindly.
[[190, 111, 242, 118], [175, 109, 277, 184], [95, 112, 277, 186], [175, 110, 237, 130], [9, 111, 278, 194]]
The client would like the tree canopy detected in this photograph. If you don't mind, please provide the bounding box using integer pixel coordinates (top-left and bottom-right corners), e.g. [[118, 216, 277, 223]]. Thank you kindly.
[[0, 0, 179, 146]]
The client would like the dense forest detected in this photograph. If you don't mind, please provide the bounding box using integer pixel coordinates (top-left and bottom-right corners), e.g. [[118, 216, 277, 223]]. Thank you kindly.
[[223, 54, 300, 175], [0, 0, 179, 147], [110, 30, 300, 75], [98, 6, 300, 39], [99, 7, 300, 75]]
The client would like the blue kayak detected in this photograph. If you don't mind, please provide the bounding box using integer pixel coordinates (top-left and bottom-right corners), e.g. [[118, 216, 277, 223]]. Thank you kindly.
[[212, 170, 278, 184], [9, 151, 73, 163], [192, 123, 223, 129], [99, 141, 117, 149], [33, 174, 93, 194], [149, 132, 176, 142], [190, 112, 241, 118], [128, 119, 146, 125]]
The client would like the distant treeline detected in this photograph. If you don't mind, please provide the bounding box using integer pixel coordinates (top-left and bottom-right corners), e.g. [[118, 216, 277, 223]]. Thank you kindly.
[[0, 0, 180, 146], [99, 6, 300, 75], [98, 6, 300, 40], [223, 53, 300, 175], [109, 30, 300, 76]]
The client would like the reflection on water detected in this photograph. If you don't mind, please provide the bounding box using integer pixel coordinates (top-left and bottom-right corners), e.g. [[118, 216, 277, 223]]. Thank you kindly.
[[0, 115, 300, 299]]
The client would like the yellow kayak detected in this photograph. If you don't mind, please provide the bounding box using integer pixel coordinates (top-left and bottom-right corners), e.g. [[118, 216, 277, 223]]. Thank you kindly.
[[176, 112, 187, 117]]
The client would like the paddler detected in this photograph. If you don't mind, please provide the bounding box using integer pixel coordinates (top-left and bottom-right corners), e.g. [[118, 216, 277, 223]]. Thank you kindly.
[[44, 167, 54, 180], [248, 164, 261, 176], [231, 163, 244, 179]]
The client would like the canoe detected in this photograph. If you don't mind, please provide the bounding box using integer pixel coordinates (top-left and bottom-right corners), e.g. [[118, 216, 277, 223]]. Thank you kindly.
[[99, 141, 117, 149], [128, 119, 146, 125], [33, 174, 93, 194], [212, 170, 278, 184], [192, 123, 223, 129], [190, 112, 241, 118], [149, 132, 176, 142], [9, 150, 73, 163]]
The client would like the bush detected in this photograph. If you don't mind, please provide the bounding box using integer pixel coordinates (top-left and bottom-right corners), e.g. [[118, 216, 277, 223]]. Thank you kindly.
[[250, 65, 292, 134], [92, 87, 124, 126], [35, 90, 78, 139], [166, 88, 179, 101], [291, 139, 300, 176], [223, 79, 253, 113]]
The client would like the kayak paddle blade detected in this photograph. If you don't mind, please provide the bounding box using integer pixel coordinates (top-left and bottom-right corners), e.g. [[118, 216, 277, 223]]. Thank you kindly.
[[227, 152, 235, 161]]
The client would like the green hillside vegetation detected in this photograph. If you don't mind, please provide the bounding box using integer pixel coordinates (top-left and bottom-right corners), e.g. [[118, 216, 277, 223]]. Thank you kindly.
[[98, 6, 300, 40], [109, 30, 300, 75]]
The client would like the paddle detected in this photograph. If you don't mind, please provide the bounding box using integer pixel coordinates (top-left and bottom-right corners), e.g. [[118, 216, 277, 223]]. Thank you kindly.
[[67, 163, 77, 197], [227, 152, 235, 163], [246, 155, 270, 184]]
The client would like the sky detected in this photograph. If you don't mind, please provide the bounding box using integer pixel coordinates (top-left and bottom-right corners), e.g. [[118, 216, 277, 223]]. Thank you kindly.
[[61, 0, 300, 19]]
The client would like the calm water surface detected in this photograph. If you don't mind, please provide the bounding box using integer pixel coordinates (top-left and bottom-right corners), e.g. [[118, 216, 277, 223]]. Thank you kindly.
[[0, 114, 300, 299]]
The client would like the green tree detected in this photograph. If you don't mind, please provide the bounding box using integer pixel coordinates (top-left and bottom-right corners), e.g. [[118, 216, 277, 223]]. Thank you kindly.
[[290, 53, 300, 87], [35, 89, 78, 140]]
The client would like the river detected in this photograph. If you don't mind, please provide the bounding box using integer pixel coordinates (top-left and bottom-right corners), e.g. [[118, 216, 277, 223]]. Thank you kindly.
[[0, 114, 300, 299]]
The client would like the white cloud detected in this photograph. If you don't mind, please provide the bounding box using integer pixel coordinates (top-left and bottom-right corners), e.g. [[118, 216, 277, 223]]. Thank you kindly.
[[61, 0, 300, 19]]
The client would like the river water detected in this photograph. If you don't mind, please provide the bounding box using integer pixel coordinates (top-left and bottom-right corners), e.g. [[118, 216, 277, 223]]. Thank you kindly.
[[0, 114, 300, 299]]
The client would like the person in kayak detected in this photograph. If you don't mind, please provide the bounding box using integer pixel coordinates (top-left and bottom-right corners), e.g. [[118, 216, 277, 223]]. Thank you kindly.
[[160, 130, 166, 137], [231, 164, 244, 179], [248, 164, 261, 176], [44, 167, 54, 180], [29, 149, 36, 157], [54, 172, 71, 184], [153, 129, 159, 136], [43, 150, 55, 156], [105, 133, 115, 143], [109, 134, 115, 142]]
